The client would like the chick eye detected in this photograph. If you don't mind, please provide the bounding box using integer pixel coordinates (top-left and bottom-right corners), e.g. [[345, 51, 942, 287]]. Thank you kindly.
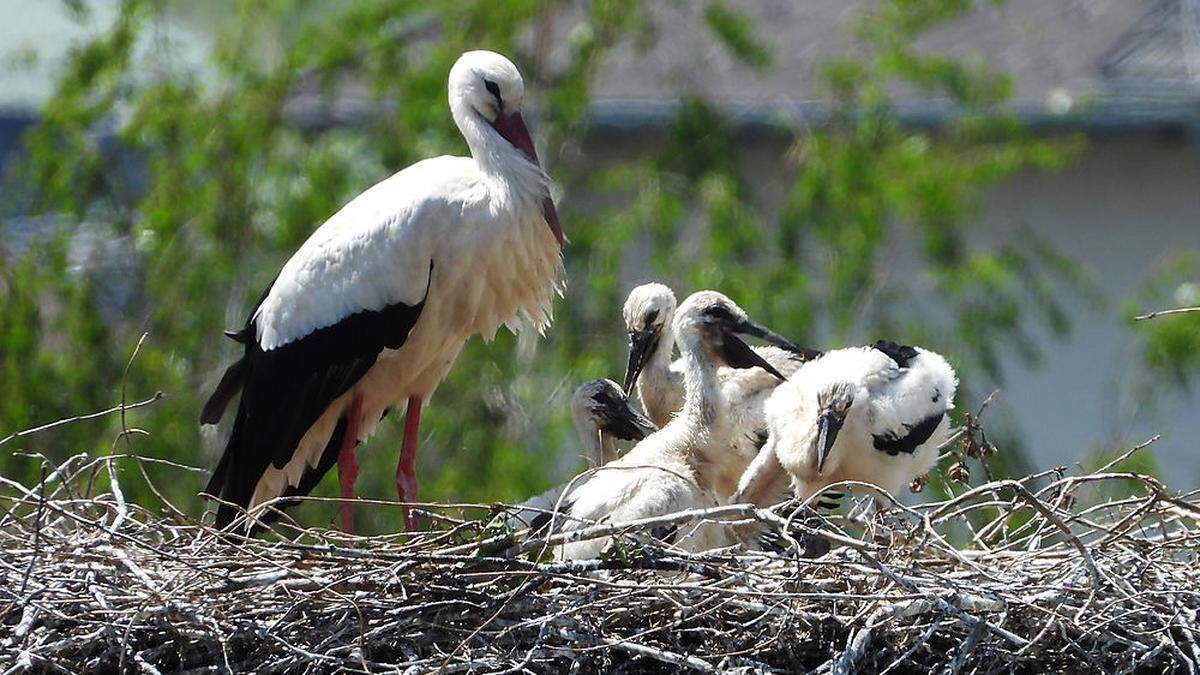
[[483, 79, 502, 102], [703, 305, 734, 321], [644, 309, 660, 328]]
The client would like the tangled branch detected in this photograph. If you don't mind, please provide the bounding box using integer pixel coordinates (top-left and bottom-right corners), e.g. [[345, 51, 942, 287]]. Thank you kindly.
[[1, 445, 1197, 672]]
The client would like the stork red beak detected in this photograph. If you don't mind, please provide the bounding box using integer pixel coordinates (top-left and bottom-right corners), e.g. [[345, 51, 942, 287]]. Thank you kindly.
[[491, 111, 563, 247]]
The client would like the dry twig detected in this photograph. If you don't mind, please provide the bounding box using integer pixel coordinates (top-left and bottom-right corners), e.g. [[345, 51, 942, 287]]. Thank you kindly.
[[1, 447, 1196, 673], [1134, 306, 1200, 321]]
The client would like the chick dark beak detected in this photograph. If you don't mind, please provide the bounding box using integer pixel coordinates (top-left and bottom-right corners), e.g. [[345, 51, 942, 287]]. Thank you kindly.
[[736, 318, 809, 355], [599, 403, 657, 442], [629, 409, 658, 438], [718, 331, 787, 380], [623, 327, 660, 396], [815, 410, 844, 475]]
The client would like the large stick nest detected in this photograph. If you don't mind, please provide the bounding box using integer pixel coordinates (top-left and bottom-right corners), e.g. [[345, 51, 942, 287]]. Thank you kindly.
[[2, 445, 1199, 674]]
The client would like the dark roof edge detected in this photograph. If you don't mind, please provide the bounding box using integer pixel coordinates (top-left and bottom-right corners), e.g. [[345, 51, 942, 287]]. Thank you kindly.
[[585, 95, 1200, 137], [3, 94, 1198, 138]]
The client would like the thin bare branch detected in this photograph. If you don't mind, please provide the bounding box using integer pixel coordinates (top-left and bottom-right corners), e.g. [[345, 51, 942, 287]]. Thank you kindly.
[[1134, 306, 1200, 321], [1, 442, 1196, 672]]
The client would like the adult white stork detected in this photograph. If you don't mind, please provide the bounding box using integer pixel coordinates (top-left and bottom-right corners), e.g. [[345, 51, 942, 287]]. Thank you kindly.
[[553, 292, 788, 559], [732, 341, 957, 509], [621, 283, 820, 428], [201, 50, 564, 531]]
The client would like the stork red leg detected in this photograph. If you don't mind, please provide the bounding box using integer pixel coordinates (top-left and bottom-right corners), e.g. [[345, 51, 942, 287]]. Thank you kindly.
[[397, 396, 422, 531], [337, 395, 364, 533]]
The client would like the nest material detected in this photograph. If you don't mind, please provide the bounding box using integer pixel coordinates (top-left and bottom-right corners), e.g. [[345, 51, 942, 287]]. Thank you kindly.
[[2, 451, 1199, 674]]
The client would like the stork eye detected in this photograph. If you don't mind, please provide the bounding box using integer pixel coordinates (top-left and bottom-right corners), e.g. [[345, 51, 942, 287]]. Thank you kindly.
[[703, 305, 734, 322], [644, 309, 660, 328], [483, 79, 502, 102]]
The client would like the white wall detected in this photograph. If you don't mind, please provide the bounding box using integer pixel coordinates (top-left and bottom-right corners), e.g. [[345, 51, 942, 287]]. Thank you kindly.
[[974, 135, 1200, 485], [0, 1, 120, 110]]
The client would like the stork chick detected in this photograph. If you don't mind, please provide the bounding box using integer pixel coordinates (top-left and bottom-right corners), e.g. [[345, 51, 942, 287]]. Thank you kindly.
[[510, 379, 655, 529], [622, 283, 820, 428], [571, 378, 658, 467], [734, 341, 958, 508], [554, 292, 788, 559]]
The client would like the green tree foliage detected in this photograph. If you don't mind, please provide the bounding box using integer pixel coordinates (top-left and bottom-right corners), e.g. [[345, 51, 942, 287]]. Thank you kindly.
[[2, 0, 1084, 529], [1117, 255, 1200, 485], [1128, 254, 1200, 388]]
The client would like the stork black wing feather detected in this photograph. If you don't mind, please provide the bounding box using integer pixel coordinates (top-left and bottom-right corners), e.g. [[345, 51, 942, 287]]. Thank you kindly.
[[873, 412, 944, 456], [253, 417, 356, 528], [780, 344, 824, 363], [199, 274, 280, 425], [214, 416, 354, 530], [872, 340, 919, 368], [747, 429, 769, 451], [207, 262, 433, 528], [650, 524, 679, 545], [528, 499, 574, 535], [200, 358, 249, 425]]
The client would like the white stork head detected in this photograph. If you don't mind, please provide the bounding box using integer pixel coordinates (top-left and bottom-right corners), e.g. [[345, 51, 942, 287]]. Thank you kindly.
[[763, 351, 864, 480], [449, 50, 562, 245], [672, 291, 795, 378], [450, 50, 526, 124], [621, 283, 677, 394], [810, 381, 856, 475]]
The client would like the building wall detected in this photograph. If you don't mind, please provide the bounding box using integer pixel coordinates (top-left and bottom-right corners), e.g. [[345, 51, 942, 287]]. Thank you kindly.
[[974, 134, 1200, 483]]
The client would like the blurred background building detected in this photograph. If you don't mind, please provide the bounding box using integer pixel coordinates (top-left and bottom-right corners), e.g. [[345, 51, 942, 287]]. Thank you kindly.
[[1, 0, 1198, 498]]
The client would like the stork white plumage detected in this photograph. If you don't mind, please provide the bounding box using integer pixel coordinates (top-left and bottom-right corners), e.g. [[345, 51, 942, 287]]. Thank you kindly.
[[733, 341, 958, 509], [621, 283, 820, 429], [553, 292, 788, 559], [201, 50, 564, 531]]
